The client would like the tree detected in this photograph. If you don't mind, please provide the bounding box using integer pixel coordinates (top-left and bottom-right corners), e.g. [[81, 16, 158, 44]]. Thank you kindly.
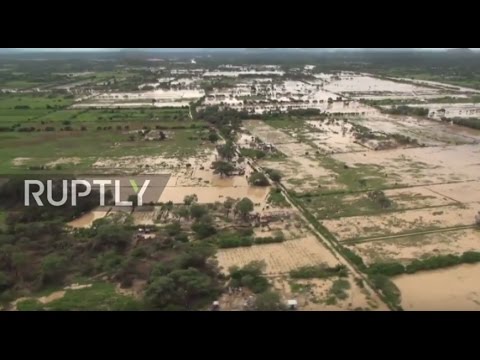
[[145, 276, 177, 308], [254, 291, 286, 311], [93, 224, 133, 251], [223, 197, 237, 218], [212, 161, 236, 177], [249, 172, 269, 186], [0, 271, 11, 293], [208, 132, 220, 143], [217, 140, 236, 161], [267, 169, 282, 182], [235, 197, 254, 220], [191, 220, 217, 239], [184, 194, 198, 206], [41, 254, 68, 285], [190, 204, 208, 220]]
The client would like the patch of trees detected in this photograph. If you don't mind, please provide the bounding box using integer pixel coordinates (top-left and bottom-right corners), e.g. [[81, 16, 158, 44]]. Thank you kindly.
[[14, 105, 30, 110], [212, 161, 236, 177], [0, 178, 109, 223], [240, 148, 266, 160], [248, 172, 269, 187], [368, 274, 401, 308], [290, 264, 348, 279], [443, 117, 480, 130], [383, 105, 429, 117], [144, 242, 222, 310], [264, 168, 282, 182], [367, 251, 480, 277], [367, 190, 393, 209], [229, 261, 270, 293]]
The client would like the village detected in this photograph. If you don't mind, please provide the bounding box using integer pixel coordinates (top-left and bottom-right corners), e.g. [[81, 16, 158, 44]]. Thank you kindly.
[[1, 51, 480, 311]]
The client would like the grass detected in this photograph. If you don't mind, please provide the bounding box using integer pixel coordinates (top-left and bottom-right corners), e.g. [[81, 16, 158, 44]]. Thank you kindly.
[[267, 189, 291, 208], [290, 264, 348, 279], [300, 193, 383, 220], [0, 94, 75, 109], [326, 279, 351, 304], [0, 210, 6, 230], [0, 126, 213, 173], [16, 282, 142, 311]]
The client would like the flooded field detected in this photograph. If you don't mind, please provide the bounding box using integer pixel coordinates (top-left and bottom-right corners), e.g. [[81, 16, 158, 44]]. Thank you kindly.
[[68, 210, 108, 228], [243, 120, 340, 191], [393, 264, 480, 310], [333, 144, 480, 187], [216, 236, 339, 275], [324, 203, 478, 241], [351, 115, 480, 146], [349, 228, 480, 265], [323, 74, 440, 98]]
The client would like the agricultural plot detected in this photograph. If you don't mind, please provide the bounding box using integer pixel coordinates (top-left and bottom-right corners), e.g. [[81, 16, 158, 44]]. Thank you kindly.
[[1, 126, 211, 173], [216, 236, 339, 276], [302, 186, 458, 220], [324, 203, 478, 242], [350, 115, 480, 146], [347, 228, 480, 266], [332, 144, 480, 188], [323, 73, 442, 100]]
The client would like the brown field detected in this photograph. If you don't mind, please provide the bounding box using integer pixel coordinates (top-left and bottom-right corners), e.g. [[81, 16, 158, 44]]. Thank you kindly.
[[393, 264, 480, 310], [333, 144, 480, 187], [216, 236, 339, 276], [323, 203, 478, 241], [347, 228, 480, 265]]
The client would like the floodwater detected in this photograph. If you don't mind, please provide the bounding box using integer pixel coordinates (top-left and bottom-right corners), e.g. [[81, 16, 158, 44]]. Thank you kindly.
[[393, 264, 480, 310], [333, 144, 480, 187], [68, 210, 108, 228]]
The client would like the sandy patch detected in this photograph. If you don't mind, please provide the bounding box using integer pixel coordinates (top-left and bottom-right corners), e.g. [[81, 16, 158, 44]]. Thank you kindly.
[[12, 157, 32, 166], [38, 291, 66, 304]]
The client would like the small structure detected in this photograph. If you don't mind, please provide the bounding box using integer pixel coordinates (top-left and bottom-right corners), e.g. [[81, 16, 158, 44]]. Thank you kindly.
[[211, 301, 220, 311], [287, 299, 298, 310]]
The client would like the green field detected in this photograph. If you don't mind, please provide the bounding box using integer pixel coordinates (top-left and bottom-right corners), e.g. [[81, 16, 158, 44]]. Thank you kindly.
[[0, 125, 213, 173], [0, 94, 75, 109], [16, 282, 142, 311], [0, 80, 42, 89], [0, 210, 6, 230]]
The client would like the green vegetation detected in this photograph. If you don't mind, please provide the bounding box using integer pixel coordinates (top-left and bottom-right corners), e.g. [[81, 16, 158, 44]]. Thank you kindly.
[[254, 290, 286, 311], [366, 251, 480, 277], [17, 282, 141, 311], [234, 197, 254, 220], [267, 188, 291, 208], [382, 105, 429, 117], [443, 117, 480, 130], [240, 148, 266, 160], [229, 261, 270, 293], [248, 172, 270, 186], [369, 274, 402, 309], [290, 264, 348, 279], [327, 279, 351, 303]]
